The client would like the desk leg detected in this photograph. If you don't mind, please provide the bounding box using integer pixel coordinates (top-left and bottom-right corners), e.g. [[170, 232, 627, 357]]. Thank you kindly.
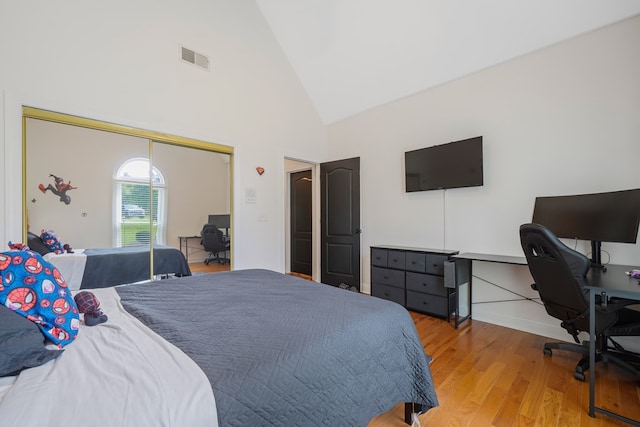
[[588, 290, 596, 417], [179, 237, 190, 263], [454, 259, 472, 329], [589, 289, 640, 425]]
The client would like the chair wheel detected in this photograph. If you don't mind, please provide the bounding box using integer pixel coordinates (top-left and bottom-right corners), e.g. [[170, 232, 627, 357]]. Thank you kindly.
[[543, 348, 552, 356], [204, 260, 210, 265], [573, 371, 585, 381]]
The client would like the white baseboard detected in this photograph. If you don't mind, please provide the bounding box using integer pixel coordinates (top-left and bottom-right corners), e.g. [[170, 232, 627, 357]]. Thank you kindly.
[[472, 304, 576, 343]]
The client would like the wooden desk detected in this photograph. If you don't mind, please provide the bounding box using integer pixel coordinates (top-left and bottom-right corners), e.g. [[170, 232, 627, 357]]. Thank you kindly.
[[585, 264, 640, 426]]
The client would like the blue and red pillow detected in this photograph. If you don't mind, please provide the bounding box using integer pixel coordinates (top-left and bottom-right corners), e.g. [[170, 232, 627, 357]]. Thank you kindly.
[[40, 229, 64, 254], [0, 249, 79, 347]]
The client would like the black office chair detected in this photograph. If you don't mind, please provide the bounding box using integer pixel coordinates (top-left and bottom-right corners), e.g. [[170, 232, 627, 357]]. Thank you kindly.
[[201, 223, 230, 265], [519, 223, 640, 381]]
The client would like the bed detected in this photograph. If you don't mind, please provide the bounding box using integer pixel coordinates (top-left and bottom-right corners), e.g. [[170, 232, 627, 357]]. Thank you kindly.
[[27, 232, 191, 289], [34, 243, 190, 291], [46, 245, 192, 289], [0, 268, 437, 426]]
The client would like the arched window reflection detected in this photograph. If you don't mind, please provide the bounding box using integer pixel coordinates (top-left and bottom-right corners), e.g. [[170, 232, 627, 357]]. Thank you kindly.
[[114, 158, 166, 246]]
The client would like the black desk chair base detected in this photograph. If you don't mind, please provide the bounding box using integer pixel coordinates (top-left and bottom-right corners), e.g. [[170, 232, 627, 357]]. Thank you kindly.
[[543, 337, 640, 381], [204, 253, 229, 265]]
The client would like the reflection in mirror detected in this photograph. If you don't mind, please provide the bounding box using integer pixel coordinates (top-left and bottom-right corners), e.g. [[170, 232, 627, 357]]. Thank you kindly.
[[24, 112, 233, 288], [26, 118, 150, 249], [115, 157, 160, 246], [152, 141, 231, 259]]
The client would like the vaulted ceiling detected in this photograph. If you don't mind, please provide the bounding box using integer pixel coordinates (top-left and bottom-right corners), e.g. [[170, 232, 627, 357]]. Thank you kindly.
[[256, 0, 640, 124]]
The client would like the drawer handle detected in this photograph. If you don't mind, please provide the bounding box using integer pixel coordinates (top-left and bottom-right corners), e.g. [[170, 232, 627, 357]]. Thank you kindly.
[[384, 292, 390, 296], [383, 275, 389, 279], [432, 263, 438, 267], [423, 301, 429, 305]]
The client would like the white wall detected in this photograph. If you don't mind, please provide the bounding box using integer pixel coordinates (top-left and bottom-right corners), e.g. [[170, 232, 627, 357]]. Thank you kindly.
[[327, 16, 640, 340], [0, 0, 328, 271]]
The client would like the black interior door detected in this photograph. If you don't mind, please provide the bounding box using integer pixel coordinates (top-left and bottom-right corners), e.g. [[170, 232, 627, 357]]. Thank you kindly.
[[320, 157, 361, 290], [290, 170, 312, 276]]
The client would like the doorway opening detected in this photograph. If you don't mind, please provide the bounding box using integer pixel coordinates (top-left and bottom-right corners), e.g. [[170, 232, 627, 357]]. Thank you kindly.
[[285, 158, 317, 281]]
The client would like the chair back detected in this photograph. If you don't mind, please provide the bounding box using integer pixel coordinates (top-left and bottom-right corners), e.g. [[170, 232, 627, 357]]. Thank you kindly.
[[201, 224, 227, 252], [519, 223, 592, 332]]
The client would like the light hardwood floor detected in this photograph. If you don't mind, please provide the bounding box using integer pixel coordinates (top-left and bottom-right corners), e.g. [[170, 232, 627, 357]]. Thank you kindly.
[[369, 312, 640, 427], [189, 261, 231, 274], [188, 263, 639, 426]]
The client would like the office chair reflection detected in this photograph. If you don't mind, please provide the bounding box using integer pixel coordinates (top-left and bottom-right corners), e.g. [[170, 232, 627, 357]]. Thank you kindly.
[[201, 223, 230, 265], [520, 223, 640, 381]]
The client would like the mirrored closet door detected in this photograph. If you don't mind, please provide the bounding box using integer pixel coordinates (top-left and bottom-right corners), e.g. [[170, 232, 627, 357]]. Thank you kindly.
[[23, 108, 232, 282]]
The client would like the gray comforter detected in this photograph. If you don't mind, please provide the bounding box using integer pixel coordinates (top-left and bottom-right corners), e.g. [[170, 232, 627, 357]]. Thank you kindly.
[[117, 269, 437, 426], [81, 245, 191, 289]]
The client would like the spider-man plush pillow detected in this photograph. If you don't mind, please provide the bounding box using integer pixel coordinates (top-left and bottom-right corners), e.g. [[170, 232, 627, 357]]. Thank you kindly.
[[0, 249, 79, 348], [40, 229, 64, 254]]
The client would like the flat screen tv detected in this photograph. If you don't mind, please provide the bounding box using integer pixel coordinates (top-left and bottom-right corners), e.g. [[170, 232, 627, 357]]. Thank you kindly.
[[405, 136, 483, 192], [532, 188, 640, 267]]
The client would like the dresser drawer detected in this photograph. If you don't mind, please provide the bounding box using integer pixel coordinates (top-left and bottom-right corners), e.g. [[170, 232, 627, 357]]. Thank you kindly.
[[372, 283, 405, 305], [425, 254, 449, 275], [371, 248, 388, 267], [371, 267, 404, 289], [405, 252, 426, 273], [405, 272, 447, 296], [406, 290, 450, 317], [387, 250, 406, 270], [370, 246, 457, 324]]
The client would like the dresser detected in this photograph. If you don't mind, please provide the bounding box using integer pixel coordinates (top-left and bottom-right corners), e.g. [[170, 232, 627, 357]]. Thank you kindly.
[[370, 245, 459, 321]]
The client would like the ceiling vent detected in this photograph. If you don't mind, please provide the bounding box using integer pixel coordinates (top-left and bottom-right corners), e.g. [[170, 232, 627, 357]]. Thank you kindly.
[[180, 46, 210, 71]]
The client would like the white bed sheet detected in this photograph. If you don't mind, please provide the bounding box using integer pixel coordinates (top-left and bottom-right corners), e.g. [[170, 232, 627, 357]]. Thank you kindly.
[[0, 287, 218, 427], [43, 250, 87, 290]]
